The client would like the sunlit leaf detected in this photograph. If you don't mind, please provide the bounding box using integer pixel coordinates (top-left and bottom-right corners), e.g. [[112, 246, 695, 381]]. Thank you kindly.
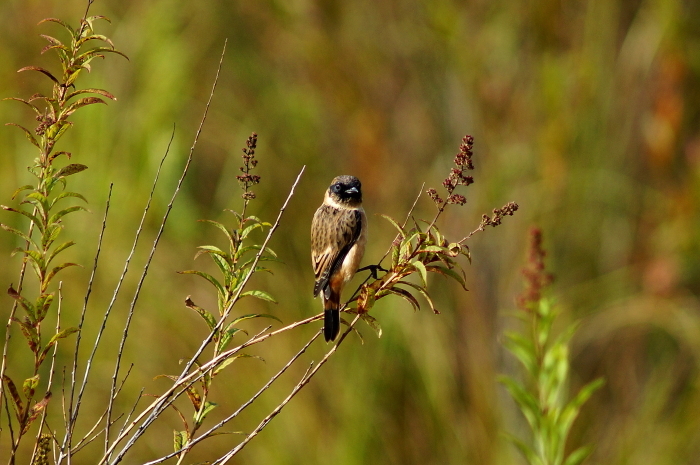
[[38, 17, 75, 35], [240, 290, 277, 304], [0, 224, 39, 249], [54, 164, 88, 178], [230, 313, 282, 326], [66, 88, 116, 101], [380, 214, 406, 237], [5, 123, 41, 149], [2, 375, 24, 418], [425, 265, 468, 290], [7, 286, 36, 322], [50, 191, 88, 208], [17, 66, 59, 84], [184, 296, 217, 331], [178, 270, 224, 298], [48, 205, 88, 226], [397, 281, 438, 314], [412, 260, 428, 287], [45, 262, 80, 283], [360, 313, 382, 338], [23, 374, 39, 400]]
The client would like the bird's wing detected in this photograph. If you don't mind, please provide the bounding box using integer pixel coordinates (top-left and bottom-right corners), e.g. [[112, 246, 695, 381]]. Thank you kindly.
[[311, 205, 363, 297]]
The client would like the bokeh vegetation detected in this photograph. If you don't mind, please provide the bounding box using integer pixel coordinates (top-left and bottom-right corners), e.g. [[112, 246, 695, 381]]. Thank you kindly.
[[1, 0, 699, 463]]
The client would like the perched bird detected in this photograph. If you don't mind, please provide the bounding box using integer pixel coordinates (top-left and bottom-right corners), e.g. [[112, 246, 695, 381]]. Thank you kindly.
[[311, 175, 368, 342]]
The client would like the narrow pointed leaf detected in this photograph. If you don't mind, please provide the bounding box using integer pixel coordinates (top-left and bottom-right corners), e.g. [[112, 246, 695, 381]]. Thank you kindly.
[[54, 164, 87, 178], [426, 265, 468, 290], [5, 123, 41, 149], [380, 214, 406, 237], [412, 260, 428, 287], [1, 224, 38, 248], [230, 313, 282, 326], [240, 290, 277, 304], [45, 262, 80, 283], [2, 375, 24, 418], [178, 270, 224, 297], [184, 297, 217, 330], [66, 88, 116, 101], [17, 66, 59, 84], [38, 18, 75, 34], [360, 313, 382, 338]]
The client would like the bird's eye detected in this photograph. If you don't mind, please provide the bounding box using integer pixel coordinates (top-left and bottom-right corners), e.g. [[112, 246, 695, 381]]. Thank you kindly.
[[331, 184, 342, 193]]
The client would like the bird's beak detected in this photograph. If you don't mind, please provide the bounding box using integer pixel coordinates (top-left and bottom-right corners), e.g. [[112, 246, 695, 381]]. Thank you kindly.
[[345, 187, 359, 194]]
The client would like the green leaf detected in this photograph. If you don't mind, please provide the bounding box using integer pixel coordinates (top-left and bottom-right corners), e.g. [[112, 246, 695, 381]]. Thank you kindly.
[[62, 96, 107, 117], [174, 430, 188, 453], [11, 185, 34, 200], [560, 378, 604, 437], [74, 46, 128, 63], [563, 445, 594, 465], [391, 243, 399, 267], [54, 164, 88, 178], [425, 265, 468, 290], [35, 293, 54, 320], [499, 375, 540, 430], [23, 375, 39, 400], [5, 123, 41, 149], [17, 66, 59, 84], [415, 245, 445, 253], [397, 281, 438, 314], [241, 221, 265, 239], [380, 214, 406, 237], [2, 375, 24, 418], [1, 224, 39, 249], [379, 287, 420, 312], [2, 206, 43, 233], [502, 432, 541, 465], [230, 313, 282, 326], [45, 262, 80, 283], [24, 392, 51, 435], [217, 326, 248, 352], [412, 260, 428, 287], [199, 218, 233, 240], [194, 245, 230, 262], [7, 286, 36, 322], [66, 88, 116, 102], [38, 17, 75, 35], [46, 241, 75, 266], [49, 191, 88, 209], [184, 297, 217, 331], [178, 270, 225, 298], [360, 313, 382, 338], [200, 400, 217, 418], [46, 326, 79, 346], [503, 331, 537, 375], [4, 97, 42, 117], [240, 290, 277, 304]]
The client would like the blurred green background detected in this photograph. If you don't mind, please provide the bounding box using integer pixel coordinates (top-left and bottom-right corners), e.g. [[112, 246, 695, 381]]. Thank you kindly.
[[1, 0, 700, 463]]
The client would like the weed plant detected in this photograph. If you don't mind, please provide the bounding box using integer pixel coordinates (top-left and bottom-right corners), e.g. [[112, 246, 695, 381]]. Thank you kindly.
[[1, 4, 518, 464]]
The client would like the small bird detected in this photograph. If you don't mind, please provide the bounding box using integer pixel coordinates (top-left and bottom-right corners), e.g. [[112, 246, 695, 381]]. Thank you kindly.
[[311, 175, 368, 342]]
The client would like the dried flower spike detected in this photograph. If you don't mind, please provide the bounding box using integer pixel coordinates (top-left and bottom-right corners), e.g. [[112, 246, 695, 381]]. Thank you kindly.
[[236, 132, 260, 200], [517, 227, 554, 309]]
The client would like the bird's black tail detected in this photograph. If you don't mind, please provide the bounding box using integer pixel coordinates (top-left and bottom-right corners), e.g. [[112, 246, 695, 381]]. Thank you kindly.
[[324, 308, 340, 342]]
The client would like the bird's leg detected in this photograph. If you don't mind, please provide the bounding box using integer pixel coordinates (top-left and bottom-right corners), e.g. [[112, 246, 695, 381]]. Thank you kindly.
[[358, 264, 388, 280]]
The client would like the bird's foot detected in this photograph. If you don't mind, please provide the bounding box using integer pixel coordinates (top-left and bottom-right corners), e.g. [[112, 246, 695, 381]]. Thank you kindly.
[[358, 264, 388, 279]]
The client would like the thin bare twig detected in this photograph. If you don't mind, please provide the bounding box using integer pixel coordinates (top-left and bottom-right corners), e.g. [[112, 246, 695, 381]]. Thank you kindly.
[[104, 125, 179, 453], [146, 330, 322, 464], [214, 315, 362, 464], [103, 164, 306, 465]]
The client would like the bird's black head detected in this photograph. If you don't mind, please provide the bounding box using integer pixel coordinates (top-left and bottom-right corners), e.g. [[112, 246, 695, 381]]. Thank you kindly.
[[327, 175, 362, 207]]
